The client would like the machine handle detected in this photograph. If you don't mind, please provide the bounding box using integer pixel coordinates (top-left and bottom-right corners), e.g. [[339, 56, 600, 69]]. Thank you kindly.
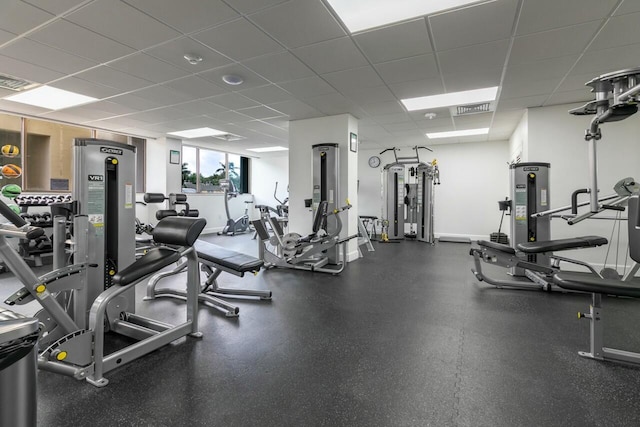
[[0, 198, 28, 228], [144, 193, 167, 203], [571, 189, 590, 215], [379, 147, 399, 155]]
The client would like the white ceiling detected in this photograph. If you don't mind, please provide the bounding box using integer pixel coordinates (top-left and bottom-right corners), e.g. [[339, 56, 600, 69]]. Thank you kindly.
[[0, 0, 638, 154]]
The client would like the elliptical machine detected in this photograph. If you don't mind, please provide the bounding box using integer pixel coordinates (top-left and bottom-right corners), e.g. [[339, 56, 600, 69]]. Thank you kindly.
[[218, 179, 252, 236]]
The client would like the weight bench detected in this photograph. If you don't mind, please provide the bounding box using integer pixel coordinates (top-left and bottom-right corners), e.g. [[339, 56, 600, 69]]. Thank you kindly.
[[471, 235, 608, 291], [146, 240, 271, 318], [552, 194, 640, 366]]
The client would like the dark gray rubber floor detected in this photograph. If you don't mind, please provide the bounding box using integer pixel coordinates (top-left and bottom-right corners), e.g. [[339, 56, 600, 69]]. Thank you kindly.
[[7, 236, 640, 426]]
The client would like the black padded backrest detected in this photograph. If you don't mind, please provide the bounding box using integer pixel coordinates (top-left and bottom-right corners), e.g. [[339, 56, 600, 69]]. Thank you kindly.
[[271, 217, 284, 236], [153, 217, 206, 247], [251, 220, 270, 241], [312, 201, 328, 233], [628, 194, 640, 263]]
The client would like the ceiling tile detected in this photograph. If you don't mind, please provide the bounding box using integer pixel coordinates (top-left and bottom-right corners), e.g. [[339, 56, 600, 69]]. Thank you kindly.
[[0, 37, 97, 74], [452, 112, 492, 128], [242, 51, 314, 83], [0, 28, 16, 44], [199, 64, 270, 90], [278, 76, 336, 99], [176, 100, 228, 115], [354, 19, 431, 64], [429, 0, 518, 51], [495, 94, 547, 111], [556, 71, 608, 93], [442, 67, 502, 92], [237, 84, 294, 104], [211, 110, 254, 123], [208, 93, 260, 110], [192, 18, 283, 61], [66, 0, 181, 50], [109, 53, 188, 83], [145, 37, 233, 72], [510, 21, 600, 65], [589, 11, 640, 51], [0, 1, 53, 34], [374, 54, 438, 85], [503, 55, 579, 85], [544, 89, 592, 106], [415, 116, 455, 130], [576, 43, 640, 74], [501, 77, 563, 99], [22, 0, 88, 15], [304, 93, 361, 116], [87, 116, 153, 130], [125, 107, 194, 123], [369, 112, 413, 125], [517, 0, 617, 35], [75, 66, 154, 91], [382, 122, 418, 133], [237, 105, 283, 120], [130, 85, 192, 105], [250, 0, 345, 49], [123, 0, 239, 34], [85, 100, 140, 116], [29, 20, 135, 63], [267, 99, 323, 120], [342, 86, 396, 105], [438, 39, 509, 75], [292, 37, 369, 75], [223, 0, 287, 14], [615, 0, 640, 15], [50, 77, 124, 98], [361, 101, 405, 116], [409, 106, 451, 120], [108, 93, 163, 111], [163, 76, 228, 98], [322, 66, 383, 92], [0, 53, 64, 83], [387, 78, 444, 99]]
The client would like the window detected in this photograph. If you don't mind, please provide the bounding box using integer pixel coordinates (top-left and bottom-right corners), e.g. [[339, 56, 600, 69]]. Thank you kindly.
[[181, 145, 249, 194]]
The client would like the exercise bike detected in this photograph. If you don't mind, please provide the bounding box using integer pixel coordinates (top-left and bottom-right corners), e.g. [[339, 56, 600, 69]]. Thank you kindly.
[[218, 179, 253, 236]]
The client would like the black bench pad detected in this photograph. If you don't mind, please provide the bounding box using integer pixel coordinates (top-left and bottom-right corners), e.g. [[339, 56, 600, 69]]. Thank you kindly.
[[194, 240, 263, 273], [518, 236, 607, 253], [476, 240, 516, 255], [554, 272, 640, 298], [113, 247, 181, 286]]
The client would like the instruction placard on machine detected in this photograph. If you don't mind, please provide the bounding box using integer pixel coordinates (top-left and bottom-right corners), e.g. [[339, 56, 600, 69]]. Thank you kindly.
[[514, 188, 527, 222], [87, 175, 105, 236]]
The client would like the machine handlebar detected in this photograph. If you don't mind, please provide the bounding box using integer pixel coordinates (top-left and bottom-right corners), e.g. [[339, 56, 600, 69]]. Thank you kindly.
[[0, 198, 27, 228]]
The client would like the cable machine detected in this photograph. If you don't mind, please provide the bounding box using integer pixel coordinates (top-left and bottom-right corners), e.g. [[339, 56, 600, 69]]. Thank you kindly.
[[312, 143, 340, 263]]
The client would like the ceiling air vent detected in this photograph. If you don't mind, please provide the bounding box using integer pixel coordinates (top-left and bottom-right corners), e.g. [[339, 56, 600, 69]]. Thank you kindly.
[[212, 133, 245, 142], [452, 102, 493, 116], [0, 74, 37, 91]]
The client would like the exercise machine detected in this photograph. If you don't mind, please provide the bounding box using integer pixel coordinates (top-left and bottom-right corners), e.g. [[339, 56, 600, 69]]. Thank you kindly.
[[380, 149, 404, 240], [218, 178, 252, 235], [312, 143, 340, 262]]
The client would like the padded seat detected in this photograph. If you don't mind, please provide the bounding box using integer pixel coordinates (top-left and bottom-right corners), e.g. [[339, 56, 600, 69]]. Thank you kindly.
[[194, 240, 263, 273], [112, 247, 181, 286], [476, 240, 516, 254], [553, 272, 640, 298], [518, 236, 607, 253]]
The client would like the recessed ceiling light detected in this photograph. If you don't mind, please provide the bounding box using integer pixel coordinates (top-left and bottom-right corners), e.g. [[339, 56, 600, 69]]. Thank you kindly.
[[327, 0, 490, 33], [4, 85, 98, 110], [402, 86, 499, 111], [168, 127, 227, 138], [246, 146, 289, 153], [426, 128, 489, 139], [222, 74, 244, 86], [183, 53, 203, 65]]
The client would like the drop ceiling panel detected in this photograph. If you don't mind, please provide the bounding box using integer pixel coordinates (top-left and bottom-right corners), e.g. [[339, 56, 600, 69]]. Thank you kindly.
[[292, 37, 369, 75], [242, 51, 314, 83], [237, 84, 294, 104], [576, 43, 640, 74], [29, 20, 135, 63], [509, 22, 600, 65], [22, 0, 88, 15], [304, 93, 361, 116], [0, 28, 16, 44], [211, 110, 254, 124], [438, 39, 509, 75], [208, 93, 260, 110], [177, 100, 228, 116], [545, 89, 592, 106], [452, 113, 492, 128], [429, 0, 518, 51], [342, 86, 396, 105], [322, 66, 384, 92], [109, 53, 189, 84], [0, 37, 97, 74], [237, 105, 283, 120], [224, 0, 287, 14], [615, 0, 640, 15], [442, 67, 503, 92], [192, 18, 283, 62], [0, 53, 64, 83], [125, 107, 194, 123], [382, 122, 418, 132], [374, 54, 438, 85], [495, 94, 548, 111], [108, 93, 164, 111], [588, 11, 640, 51], [517, 0, 616, 35], [267, 99, 323, 119], [387, 78, 444, 99], [361, 101, 405, 116], [144, 37, 233, 72], [66, 0, 181, 50], [199, 64, 270, 90], [278, 76, 336, 100], [556, 72, 606, 93], [131, 85, 193, 105], [83, 100, 140, 116], [123, 0, 239, 34], [154, 116, 217, 131], [49, 77, 123, 99], [415, 117, 455, 130], [503, 55, 579, 86], [501, 78, 563, 99], [249, 0, 345, 49], [88, 116, 153, 130], [163, 76, 228, 99], [369, 112, 413, 125], [76, 66, 154, 92], [409, 106, 451, 120], [354, 19, 431, 64], [0, 1, 53, 34]]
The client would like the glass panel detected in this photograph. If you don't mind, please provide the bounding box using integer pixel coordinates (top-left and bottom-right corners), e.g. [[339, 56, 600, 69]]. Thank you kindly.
[[24, 119, 91, 192], [181, 146, 197, 193], [131, 137, 145, 193], [228, 153, 242, 193], [0, 114, 23, 191], [199, 149, 226, 193]]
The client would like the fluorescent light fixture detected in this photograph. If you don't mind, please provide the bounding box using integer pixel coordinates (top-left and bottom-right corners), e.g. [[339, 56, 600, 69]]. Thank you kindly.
[[168, 127, 227, 138], [402, 87, 498, 111], [4, 85, 98, 110], [327, 0, 489, 33], [246, 146, 289, 153], [426, 128, 489, 139]]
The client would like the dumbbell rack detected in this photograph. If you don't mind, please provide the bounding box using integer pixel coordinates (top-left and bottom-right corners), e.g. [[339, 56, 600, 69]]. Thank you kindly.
[[13, 194, 72, 266]]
